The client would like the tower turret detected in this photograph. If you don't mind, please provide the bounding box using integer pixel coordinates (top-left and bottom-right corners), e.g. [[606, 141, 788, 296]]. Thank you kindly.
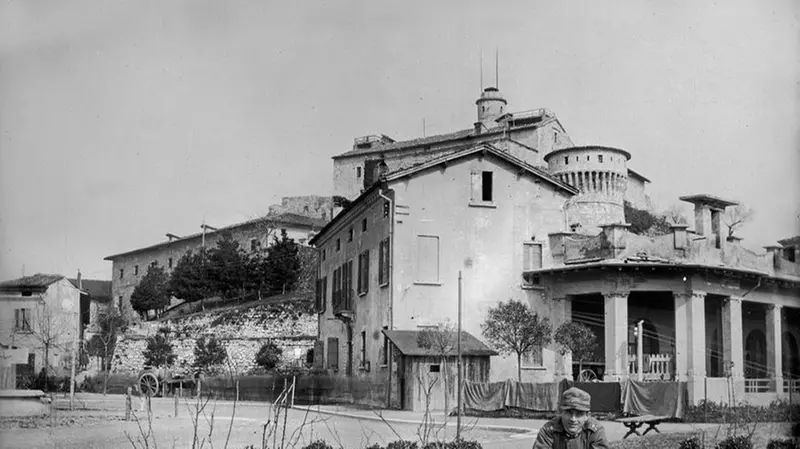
[[475, 87, 507, 131]]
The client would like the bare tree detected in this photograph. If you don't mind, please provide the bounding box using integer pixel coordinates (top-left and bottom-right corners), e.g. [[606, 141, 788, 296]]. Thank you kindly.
[[31, 296, 76, 386], [663, 204, 689, 225], [723, 204, 753, 238], [417, 321, 457, 418], [87, 307, 129, 394]]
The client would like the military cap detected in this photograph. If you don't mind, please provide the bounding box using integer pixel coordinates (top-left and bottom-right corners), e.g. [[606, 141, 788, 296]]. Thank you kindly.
[[560, 387, 591, 412]]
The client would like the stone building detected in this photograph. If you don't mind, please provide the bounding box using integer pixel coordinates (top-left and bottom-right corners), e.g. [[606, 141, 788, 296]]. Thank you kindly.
[[311, 86, 799, 410], [104, 212, 328, 314]]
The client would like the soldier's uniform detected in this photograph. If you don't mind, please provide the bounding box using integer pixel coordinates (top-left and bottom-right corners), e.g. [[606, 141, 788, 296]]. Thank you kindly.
[[532, 388, 609, 449]]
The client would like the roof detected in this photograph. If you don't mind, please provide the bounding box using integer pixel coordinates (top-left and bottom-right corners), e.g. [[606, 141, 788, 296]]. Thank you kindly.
[[104, 212, 329, 261], [384, 143, 578, 195], [382, 330, 498, 357], [0, 274, 65, 293], [627, 168, 650, 183], [543, 145, 632, 162], [778, 236, 800, 247], [334, 111, 555, 159], [68, 279, 112, 300], [679, 194, 738, 210]]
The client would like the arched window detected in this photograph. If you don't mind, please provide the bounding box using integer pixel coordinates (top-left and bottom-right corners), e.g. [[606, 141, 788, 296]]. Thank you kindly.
[[745, 330, 767, 378]]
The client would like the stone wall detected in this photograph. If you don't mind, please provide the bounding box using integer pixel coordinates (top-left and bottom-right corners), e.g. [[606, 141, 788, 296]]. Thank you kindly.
[[110, 301, 318, 376], [269, 195, 334, 221]]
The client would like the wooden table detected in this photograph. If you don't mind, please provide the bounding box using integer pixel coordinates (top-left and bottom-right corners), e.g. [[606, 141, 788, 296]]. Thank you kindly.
[[616, 415, 670, 439]]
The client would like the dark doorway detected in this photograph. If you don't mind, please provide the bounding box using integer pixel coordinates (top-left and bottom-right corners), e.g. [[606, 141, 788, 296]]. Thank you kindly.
[[745, 329, 767, 378], [783, 331, 800, 377], [80, 296, 90, 340]]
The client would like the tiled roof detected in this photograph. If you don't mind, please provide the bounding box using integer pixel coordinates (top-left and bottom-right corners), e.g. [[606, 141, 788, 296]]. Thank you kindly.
[[0, 274, 65, 292], [383, 330, 498, 357], [68, 279, 112, 300], [104, 212, 329, 260], [336, 128, 476, 158], [778, 236, 800, 247]]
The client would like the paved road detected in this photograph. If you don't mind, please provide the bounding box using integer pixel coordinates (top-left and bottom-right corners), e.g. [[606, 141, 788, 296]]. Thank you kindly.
[[0, 395, 538, 449]]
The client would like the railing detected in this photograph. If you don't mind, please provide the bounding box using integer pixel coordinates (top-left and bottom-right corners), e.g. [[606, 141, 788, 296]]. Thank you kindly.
[[744, 378, 770, 393], [628, 353, 674, 381], [332, 289, 354, 316], [784, 378, 800, 393]]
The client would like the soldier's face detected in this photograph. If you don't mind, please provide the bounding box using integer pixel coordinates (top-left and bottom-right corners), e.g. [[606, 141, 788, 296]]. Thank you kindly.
[[560, 408, 588, 434]]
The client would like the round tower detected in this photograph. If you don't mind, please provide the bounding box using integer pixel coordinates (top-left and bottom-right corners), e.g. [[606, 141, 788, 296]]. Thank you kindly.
[[544, 146, 631, 232], [475, 87, 507, 130]]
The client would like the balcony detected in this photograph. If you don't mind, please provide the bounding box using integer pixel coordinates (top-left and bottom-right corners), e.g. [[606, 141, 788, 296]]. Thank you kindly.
[[628, 353, 675, 381], [332, 289, 354, 320]]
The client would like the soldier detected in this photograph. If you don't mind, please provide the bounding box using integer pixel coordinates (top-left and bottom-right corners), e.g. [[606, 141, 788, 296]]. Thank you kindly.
[[533, 387, 609, 449]]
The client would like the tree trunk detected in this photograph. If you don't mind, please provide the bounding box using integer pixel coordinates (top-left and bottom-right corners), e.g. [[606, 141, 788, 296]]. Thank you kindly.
[[43, 345, 49, 391], [517, 353, 522, 382]]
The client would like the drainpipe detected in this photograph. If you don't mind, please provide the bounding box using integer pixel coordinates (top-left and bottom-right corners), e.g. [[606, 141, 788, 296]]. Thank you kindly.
[[740, 276, 762, 299], [377, 187, 394, 408]]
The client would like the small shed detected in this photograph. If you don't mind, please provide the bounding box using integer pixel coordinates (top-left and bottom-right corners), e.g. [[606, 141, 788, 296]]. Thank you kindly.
[[383, 329, 498, 412]]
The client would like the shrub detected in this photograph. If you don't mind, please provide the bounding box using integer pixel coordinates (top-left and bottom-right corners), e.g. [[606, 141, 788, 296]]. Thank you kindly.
[[143, 333, 176, 367], [300, 440, 333, 449], [448, 440, 482, 449], [255, 341, 282, 371], [387, 441, 418, 449], [767, 439, 800, 449], [365, 445, 385, 449], [681, 436, 704, 449], [193, 336, 228, 373], [717, 435, 753, 449]]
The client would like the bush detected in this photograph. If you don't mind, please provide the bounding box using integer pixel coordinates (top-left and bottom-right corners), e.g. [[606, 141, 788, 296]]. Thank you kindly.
[[387, 441, 418, 449], [143, 333, 176, 367], [767, 439, 800, 449], [717, 435, 753, 449], [300, 441, 333, 449], [255, 341, 282, 371], [684, 399, 800, 423], [681, 436, 705, 449], [193, 336, 228, 373], [78, 375, 104, 393], [449, 440, 482, 449]]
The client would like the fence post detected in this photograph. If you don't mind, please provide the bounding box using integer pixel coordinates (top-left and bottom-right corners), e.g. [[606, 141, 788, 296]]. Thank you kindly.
[[174, 389, 179, 417], [125, 387, 132, 421]]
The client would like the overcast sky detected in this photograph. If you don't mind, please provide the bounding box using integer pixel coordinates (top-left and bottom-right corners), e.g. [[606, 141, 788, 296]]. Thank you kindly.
[[1, 0, 798, 281]]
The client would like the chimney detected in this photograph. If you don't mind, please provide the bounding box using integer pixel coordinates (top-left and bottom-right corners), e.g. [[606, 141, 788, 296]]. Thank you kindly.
[[474, 122, 482, 135], [77, 269, 82, 290]]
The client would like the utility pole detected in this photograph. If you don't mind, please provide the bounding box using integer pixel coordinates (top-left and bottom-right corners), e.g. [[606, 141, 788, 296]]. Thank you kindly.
[[456, 270, 463, 439]]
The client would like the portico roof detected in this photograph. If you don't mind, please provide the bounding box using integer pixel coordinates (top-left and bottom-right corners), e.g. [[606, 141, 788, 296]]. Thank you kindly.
[[679, 194, 738, 210]]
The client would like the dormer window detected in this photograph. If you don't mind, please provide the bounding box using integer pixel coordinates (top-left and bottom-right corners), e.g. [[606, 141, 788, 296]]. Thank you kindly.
[[598, 155, 604, 163]]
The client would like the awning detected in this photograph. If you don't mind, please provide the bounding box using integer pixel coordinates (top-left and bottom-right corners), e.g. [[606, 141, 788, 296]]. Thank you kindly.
[[382, 329, 498, 357]]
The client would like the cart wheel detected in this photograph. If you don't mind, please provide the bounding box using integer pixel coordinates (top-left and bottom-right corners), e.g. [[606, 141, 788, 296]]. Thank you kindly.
[[578, 369, 598, 382], [139, 372, 159, 397]]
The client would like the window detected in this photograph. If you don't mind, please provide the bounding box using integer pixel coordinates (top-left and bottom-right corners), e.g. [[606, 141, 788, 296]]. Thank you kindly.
[[322, 248, 326, 261], [362, 218, 368, 233], [315, 277, 328, 313], [415, 235, 440, 283], [356, 166, 362, 178], [429, 364, 441, 373], [564, 156, 569, 165], [118, 296, 123, 310], [357, 250, 370, 295], [482, 171, 493, 202], [327, 337, 339, 370], [336, 239, 341, 251], [168, 257, 173, 269], [470, 170, 495, 205], [381, 326, 389, 366], [785, 247, 796, 262], [150, 260, 157, 267], [134, 265, 139, 276], [553, 131, 560, 144], [379, 237, 390, 286], [14, 308, 31, 332], [119, 268, 124, 279], [598, 154, 604, 163], [251, 238, 260, 252], [523, 242, 543, 271], [360, 331, 367, 367], [348, 228, 354, 242], [332, 267, 341, 308], [522, 345, 544, 367]]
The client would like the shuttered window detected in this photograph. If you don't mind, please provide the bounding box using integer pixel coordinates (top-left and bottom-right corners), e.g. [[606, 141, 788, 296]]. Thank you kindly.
[[523, 242, 543, 270], [327, 337, 339, 370], [378, 237, 390, 286], [358, 250, 370, 295], [415, 235, 440, 283]]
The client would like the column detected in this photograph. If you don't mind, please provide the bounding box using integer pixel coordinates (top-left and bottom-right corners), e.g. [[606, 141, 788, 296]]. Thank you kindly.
[[604, 291, 629, 381], [722, 296, 745, 403], [552, 296, 573, 380], [675, 291, 707, 404], [766, 304, 783, 392]]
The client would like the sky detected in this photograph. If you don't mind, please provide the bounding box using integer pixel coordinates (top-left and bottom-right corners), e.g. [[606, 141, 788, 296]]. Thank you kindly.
[[0, 0, 798, 281]]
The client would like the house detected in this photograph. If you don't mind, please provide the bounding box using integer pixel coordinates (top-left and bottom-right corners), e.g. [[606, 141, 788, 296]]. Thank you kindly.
[[0, 274, 83, 383], [68, 272, 111, 339], [311, 143, 579, 410], [104, 212, 328, 314]]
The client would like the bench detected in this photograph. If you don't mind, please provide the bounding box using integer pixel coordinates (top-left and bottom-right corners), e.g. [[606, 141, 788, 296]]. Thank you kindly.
[[616, 414, 670, 439]]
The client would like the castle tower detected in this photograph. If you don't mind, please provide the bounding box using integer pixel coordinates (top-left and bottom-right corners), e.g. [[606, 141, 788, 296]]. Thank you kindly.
[[475, 87, 507, 130], [544, 146, 631, 232]]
